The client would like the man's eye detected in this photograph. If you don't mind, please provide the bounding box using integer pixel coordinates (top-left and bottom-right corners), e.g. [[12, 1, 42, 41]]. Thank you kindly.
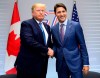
[[62, 11, 65, 13], [57, 11, 61, 13], [36, 10, 44, 12]]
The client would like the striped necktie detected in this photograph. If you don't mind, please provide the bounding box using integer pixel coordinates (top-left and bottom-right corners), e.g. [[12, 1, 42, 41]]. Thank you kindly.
[[39, 22, 46, 45], [60, 24, 64, 43]]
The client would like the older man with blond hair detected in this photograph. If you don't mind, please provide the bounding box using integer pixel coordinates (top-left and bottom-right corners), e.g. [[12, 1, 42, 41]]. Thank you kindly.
[[14, 3, 54, 78]]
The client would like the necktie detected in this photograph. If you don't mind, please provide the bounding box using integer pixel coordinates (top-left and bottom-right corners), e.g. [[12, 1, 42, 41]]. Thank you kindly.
[[39, 22, 46, 45], [60, 24, 64, 42]]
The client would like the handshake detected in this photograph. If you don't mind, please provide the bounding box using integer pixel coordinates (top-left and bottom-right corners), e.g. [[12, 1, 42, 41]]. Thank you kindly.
[[47, 47, 54, 57]]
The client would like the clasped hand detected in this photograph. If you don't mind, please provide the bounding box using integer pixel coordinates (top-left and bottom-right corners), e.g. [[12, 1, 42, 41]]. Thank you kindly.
[[47, 48, 54, 57]]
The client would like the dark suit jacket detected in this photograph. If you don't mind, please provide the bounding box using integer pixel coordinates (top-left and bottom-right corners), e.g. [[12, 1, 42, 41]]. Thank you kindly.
[[14, 18, 52, 77], [51, 20, 89, 72]]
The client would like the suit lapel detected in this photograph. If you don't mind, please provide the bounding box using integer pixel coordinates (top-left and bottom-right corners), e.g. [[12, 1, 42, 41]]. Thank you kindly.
[[43, 23, 48, 33], [43, 23, 49, 45], [32, 18, 41, 32], [63, 20, 72, 45], [31, 18, 45, 43], [54, 23, 62, 45]]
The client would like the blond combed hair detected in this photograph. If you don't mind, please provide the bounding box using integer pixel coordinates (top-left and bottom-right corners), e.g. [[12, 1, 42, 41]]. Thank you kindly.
[[31, 3, 46, 12]]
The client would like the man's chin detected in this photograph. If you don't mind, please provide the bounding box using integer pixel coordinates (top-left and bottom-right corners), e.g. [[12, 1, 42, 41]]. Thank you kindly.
[[38, 18, 44, 22], [59, 20, 65, 23]]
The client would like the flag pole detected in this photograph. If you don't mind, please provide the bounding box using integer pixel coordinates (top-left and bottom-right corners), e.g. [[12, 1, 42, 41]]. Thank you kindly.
[[73, 0, 76, 3], [15, 0, 18, 2]]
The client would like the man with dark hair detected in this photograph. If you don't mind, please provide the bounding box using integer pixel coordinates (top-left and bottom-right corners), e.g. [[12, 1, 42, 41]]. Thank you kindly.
[[51, 3, 89, 78]]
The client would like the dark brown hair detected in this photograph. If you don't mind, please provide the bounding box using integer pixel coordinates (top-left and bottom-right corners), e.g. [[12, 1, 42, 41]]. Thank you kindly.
[[54, 3, 67, 13]]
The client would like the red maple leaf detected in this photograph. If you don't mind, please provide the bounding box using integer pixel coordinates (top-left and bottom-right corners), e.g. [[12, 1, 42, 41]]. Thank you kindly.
[[7, 31, 20, 56]]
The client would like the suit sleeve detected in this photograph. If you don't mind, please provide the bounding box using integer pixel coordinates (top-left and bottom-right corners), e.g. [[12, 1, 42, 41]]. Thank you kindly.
[[75, 22, 89, 65], [51, 28, 57, 57], [20, 21, 48, 56]]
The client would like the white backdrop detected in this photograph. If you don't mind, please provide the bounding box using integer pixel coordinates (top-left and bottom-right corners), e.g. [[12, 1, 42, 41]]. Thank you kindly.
[[0, 0, 100, 78]]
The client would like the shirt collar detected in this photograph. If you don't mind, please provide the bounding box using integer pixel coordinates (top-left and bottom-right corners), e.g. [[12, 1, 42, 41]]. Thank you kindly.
[[35, 19, 43, 24], [59, 19, 68, 26]]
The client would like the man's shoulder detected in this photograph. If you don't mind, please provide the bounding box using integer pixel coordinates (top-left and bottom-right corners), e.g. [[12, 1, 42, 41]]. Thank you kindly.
[[69, 20, 80, 25], [69, 20, 82, 30], [22, 18, 33, 23]]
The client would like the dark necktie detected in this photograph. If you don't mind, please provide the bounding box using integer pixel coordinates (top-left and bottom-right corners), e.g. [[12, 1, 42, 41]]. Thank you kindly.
[[39, 22, 46, 45], [60, 24, 64, 42]]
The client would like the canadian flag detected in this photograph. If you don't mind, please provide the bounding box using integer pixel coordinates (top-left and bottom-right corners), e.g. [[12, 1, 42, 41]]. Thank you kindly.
[[5, 0, 21, 74]]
